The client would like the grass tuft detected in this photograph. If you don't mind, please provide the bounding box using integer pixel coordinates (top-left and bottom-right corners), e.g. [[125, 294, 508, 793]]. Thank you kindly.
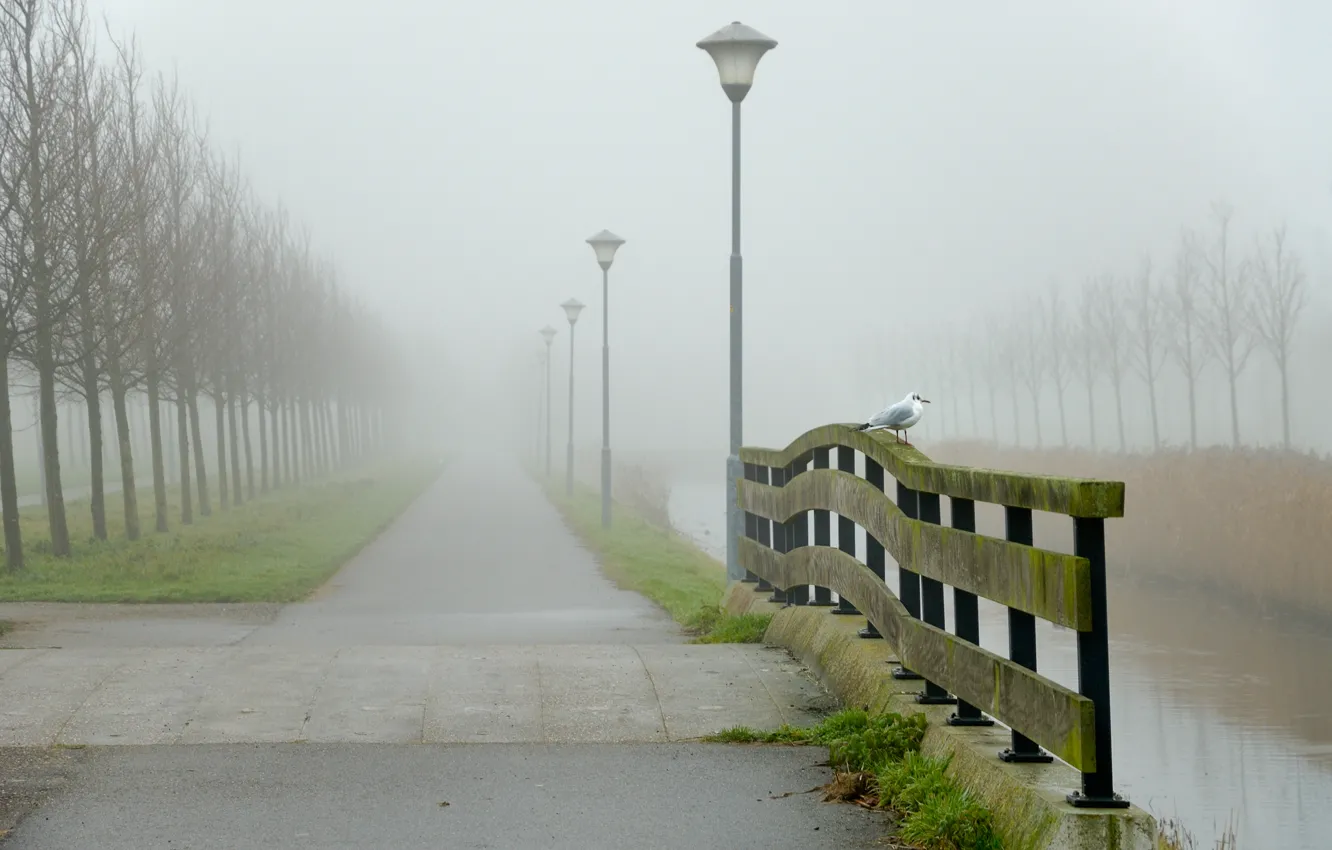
[[704, 709, 1001, 850]]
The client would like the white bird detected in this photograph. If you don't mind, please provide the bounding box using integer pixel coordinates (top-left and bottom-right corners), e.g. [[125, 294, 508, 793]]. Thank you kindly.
[[854, 392, 930, 445]]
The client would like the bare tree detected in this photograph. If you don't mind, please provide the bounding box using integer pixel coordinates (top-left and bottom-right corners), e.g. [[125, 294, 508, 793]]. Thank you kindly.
[[1195, 201, 1253, 448], [1042, 284, 1073, 446], [1016, 299, 1045, 448], [1089, 275, 1129, 452], [1250, 224, 1307, 449], [2, 0, 84, 556], [1127, 255, 1167, 450], [1166, 231, 1207, 450], [1072, 279, 1102, 450]]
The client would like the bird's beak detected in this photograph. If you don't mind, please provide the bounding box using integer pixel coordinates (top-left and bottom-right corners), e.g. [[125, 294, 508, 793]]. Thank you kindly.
[[922, 399, 931, 404]]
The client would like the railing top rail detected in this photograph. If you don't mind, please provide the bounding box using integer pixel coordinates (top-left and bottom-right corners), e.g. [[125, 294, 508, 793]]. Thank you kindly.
[[739, 423, 1124, 519]]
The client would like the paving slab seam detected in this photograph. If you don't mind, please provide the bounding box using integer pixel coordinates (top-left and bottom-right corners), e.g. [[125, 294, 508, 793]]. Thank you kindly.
[[731, 644, 796, 727], [295, 647, 344, 741], [630, 644, 672, 741], [51, 655, 135, 746]]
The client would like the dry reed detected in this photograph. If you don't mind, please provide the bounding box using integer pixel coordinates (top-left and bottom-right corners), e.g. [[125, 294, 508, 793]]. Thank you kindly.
[[931, 441, 1332, 624]]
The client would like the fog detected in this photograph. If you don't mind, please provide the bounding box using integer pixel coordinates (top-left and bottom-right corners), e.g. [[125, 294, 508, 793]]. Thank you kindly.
[[88, 0, 1332, 460]]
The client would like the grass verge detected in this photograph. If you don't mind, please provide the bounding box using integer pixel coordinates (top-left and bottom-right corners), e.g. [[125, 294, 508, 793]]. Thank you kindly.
[[539, 478, 771, 643], [705, 709, 1002, 850], [0, 460, 443, 603]]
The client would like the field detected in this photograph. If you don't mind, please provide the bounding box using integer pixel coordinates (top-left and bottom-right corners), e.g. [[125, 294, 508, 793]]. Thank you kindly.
[[930, 441, 1332, 623], [0, 461, 442, 603]]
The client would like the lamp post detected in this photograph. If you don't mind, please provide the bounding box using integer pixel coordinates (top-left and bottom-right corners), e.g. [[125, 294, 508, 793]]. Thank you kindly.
[[539, 325, 557, 477], [561, 298, 586, 496], [585, 229, 625, 529], [697, 21, 777, 582]]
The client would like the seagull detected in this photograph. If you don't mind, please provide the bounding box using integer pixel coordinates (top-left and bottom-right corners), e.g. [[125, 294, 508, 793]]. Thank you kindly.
[[854, 392, 930, 445]]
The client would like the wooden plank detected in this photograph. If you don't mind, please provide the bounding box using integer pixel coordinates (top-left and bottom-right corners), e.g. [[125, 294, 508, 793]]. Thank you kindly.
[[739, 538, 1097, 772], [739, 424, 1124, 518], [738, 470, 1094, 631]]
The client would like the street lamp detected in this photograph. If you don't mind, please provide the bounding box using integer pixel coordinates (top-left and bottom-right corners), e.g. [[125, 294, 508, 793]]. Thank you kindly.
[[539, 325, 557, 478], [697, 21, 777, 582], [585, 229, 625, 529], [561, 298, 586, 496]]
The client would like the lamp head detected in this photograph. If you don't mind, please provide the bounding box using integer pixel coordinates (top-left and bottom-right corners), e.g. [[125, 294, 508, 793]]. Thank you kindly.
[[697, 21, 777, 103], [585, 229, 625, 270]]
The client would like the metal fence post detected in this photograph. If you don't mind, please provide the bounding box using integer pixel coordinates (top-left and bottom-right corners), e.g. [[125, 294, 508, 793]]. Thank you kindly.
[[1068, 516, 1130, 808], [999, 505, 1053, 763], [947, 496, 994, 727]]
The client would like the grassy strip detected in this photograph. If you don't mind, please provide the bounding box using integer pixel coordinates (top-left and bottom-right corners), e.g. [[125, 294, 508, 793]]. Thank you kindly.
[[540, 479, 771, 643], [706, 709, 1002, 850], [0, 460, 443, 603]]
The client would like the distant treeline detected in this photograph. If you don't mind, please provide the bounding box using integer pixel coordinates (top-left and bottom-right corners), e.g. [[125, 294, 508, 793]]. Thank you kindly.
[[871, 201, 1320, 455]]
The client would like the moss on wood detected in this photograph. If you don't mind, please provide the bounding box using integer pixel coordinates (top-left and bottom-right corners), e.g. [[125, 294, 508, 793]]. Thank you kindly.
[[739, 424, 1124, 518]]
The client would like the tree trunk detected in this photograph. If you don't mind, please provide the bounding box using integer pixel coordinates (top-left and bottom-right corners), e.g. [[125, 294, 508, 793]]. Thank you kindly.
[[38, 355, 70, 557], [1084, 366, 1097, 451], [300, 399, 314, 478], [287, 397, 300, 484], [1055, 384, 1068, 447], [83, 385, 107, 541], [1030, 391, 1043, 449], [257, 394, 269, 493], [213, 389, 229, 510], [177, 396, 193, 525], [109, 373, 140, 540], [228, 386, 242, 506], [279, 395, 291, 485], [188, 387, 210, 516], [240, 382, 255, 499], [147, 367, 169, 533], [0, 357, 25, 571], [1112, 371, 1126, 453], [269, 394, 282, 489], [323, 400, 337, 470], [1279, 355, 1291, 450], [1226, 365, 1241, 448]]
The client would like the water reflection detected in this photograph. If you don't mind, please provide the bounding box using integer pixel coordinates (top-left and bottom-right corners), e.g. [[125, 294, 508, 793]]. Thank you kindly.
[[668, 477, 1332, 849]]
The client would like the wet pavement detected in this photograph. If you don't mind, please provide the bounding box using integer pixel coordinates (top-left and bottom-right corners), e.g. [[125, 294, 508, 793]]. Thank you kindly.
[[0, 457, 872, 849]]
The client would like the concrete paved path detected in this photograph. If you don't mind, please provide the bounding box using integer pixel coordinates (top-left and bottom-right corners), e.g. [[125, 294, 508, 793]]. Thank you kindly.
[[0, 455, 879, 847]]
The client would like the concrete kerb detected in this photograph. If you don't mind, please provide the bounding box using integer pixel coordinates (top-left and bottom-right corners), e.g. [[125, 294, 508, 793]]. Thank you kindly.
[[722, 582, 1157, 850]]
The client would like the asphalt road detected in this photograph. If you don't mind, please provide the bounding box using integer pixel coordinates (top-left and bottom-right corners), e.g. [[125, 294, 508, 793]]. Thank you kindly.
[[0, 455, 882, 848]]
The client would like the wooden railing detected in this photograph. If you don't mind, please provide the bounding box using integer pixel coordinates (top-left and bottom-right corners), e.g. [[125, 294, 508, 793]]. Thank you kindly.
[[736, 424, 1129, 809]]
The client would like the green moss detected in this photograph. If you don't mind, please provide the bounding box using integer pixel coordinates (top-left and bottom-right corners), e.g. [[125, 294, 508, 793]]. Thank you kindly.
[[739, 422, 1125, 518]]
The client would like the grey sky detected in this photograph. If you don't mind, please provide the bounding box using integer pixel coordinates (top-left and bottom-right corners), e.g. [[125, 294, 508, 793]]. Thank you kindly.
[[87, 0, 1332, 454]]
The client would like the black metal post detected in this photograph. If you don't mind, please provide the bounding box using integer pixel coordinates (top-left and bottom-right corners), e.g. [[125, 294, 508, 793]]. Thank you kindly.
[[754, 465, 772, 590], [859, 457, 885, 640], [809, 448, 835, 605], [832, 445, 861, 616], [1068, 516, 1129, 808], [946, 497, 994, 726], [892, 481, 923, 680], [766, 466, 787, 603], [787, 461, 811, 605], [916, 491, 957, 705], [999, 505, 1053, 763], [741, 462, 759, 583]]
